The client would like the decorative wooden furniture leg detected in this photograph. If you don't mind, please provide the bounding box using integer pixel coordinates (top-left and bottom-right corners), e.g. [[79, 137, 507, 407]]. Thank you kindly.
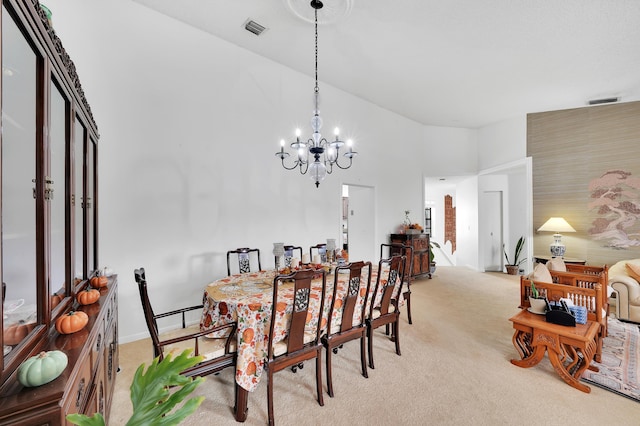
[[404, 288, 412, 324], [326, 342, 334, 397], [547, 349, 591, 393], [367, 326, 375, 370], [359, 336, 368, 378], [510, 330, 545, 367], [234, 383, 249, 422]]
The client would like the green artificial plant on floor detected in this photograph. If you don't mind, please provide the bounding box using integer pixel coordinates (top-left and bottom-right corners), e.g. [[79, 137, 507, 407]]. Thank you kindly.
[[67, 349, 205, 426]]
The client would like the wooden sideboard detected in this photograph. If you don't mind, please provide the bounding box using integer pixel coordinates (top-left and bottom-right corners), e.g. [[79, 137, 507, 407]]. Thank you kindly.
[[0, 2, 116, 424], [0, 276, 118, 425], [390, 233, 432, 279]]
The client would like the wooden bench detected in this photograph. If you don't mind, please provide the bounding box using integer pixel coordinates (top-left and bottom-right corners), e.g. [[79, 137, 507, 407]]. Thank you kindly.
[[519, 277, 604, 363], [547, 265, 609, 336]]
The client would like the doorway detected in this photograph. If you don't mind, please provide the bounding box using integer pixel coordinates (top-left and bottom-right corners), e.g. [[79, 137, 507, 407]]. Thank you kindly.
[[341, 184, 375, 262], [482, 190, 503, 271]]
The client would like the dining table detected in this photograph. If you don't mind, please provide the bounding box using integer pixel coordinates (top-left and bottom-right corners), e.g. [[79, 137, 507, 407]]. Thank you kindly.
[[199, 264, 397, 422]]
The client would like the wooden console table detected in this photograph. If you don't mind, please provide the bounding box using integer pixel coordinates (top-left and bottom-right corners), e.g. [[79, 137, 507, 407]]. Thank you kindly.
[[533, 255, 586, 265], [389, 233, 432, 279], [508, 309, 599, 393]]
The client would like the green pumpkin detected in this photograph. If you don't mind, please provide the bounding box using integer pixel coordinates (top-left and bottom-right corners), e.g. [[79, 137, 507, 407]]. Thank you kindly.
[[18, 350, 68, 387]]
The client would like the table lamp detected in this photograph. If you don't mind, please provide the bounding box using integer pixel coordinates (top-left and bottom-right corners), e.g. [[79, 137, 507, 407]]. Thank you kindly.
[[537, 217, 576, 257]]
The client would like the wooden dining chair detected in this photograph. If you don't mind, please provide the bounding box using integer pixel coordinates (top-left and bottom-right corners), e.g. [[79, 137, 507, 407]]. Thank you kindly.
[[226, 247, 262, 276], [366, 254, 406, 369], [276, 245, 303, 268], [322, 260, 372, 397], [309, 243, 327, 263], [133, 267, 237, 378], [265, 268, 327, 426], [380, 243, 414, 324]]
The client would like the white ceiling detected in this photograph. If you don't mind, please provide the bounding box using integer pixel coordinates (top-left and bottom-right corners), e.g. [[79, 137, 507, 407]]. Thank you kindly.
[[132, 0, 640, 128]]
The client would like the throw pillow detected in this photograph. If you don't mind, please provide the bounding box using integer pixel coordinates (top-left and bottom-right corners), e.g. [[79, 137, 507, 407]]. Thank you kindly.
[[532, 262, 553, 283], [625, 262, 640, 282], [546, 257, 567, 272]]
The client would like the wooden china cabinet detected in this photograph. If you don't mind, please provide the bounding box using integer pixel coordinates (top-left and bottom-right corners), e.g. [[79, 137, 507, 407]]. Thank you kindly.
[[390, 233, 432, 279], [0, 1, 118, 424]]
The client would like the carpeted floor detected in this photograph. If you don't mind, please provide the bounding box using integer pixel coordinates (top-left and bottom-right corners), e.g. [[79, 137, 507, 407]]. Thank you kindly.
[[111, 267, 639, 425]]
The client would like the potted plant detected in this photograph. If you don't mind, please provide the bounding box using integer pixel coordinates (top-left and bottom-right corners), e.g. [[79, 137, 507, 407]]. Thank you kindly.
[[429, 240, 440, 274], [503, 236, 526, 275], [528, 281, 548, 314]]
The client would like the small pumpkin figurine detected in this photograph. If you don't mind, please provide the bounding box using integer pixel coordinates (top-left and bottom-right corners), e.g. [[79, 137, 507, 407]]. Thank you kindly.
[[76, 286, 100, 305], [18, 350, 68, 387], [50, 293, 63, 310], [55, 310, 88, 335], [3, 320, 36, 346], [89, 271, 108, 289]]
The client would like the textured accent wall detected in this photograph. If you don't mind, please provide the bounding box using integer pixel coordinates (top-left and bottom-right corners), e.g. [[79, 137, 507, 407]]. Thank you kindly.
[[444, 194, 457, 253], [527, 101, 640, 266]]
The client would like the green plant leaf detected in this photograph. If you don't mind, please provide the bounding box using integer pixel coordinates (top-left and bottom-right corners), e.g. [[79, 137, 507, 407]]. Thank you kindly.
[[66, 413, 105, 426], [127, 350, 205, 426], [504, 236, 526, 266]]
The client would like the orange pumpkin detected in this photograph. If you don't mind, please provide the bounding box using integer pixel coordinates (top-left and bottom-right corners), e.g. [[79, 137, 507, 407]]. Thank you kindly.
[[55, 311, 88, 335], [89, 276, 108, 289], [3, 321, 36, 346], [50, 294, 63, 310], [76, 287, 100, 305]]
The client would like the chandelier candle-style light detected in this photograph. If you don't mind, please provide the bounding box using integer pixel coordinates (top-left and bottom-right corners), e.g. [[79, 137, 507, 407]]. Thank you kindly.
[[275, 0, 357, 188]]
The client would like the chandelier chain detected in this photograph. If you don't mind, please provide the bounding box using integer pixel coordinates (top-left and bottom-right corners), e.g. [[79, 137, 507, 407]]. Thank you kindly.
[[314, 8, 319, 95]]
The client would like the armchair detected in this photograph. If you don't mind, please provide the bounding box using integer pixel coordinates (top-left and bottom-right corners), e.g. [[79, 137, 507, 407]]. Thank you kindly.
[[608, 259, 640, 323]]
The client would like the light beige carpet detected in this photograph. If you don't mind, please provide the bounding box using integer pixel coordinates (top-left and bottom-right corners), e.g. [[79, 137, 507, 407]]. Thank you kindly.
[[111, 267, 638, 425]]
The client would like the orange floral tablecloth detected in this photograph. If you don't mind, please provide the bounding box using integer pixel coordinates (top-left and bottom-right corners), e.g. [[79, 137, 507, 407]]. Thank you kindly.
[[199, 267, 397, 392]]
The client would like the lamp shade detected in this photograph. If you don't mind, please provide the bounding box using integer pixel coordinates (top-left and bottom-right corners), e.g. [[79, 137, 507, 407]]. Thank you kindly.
[[537, 217, 576, 233]]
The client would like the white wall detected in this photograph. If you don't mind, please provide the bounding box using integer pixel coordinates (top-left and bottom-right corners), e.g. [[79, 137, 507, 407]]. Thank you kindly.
[[477, 116, 527, 170], [46, 0, 479, 342]]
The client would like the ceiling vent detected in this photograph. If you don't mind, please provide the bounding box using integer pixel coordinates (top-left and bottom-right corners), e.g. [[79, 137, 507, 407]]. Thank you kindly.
[[244, 19, 267, 36], [588, 97, 620, 105]]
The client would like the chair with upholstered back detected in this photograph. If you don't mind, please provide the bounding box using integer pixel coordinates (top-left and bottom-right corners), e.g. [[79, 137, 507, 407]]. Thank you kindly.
[[322, 260, 372, 397], [309, 243, 327, 263], [265, 268, 326, 425], [380, 243, 414, 324], [133, 267, 237, 378], [227, 247, 262, 276], [366, 254, 406, 369], [276, 245, 303, 268]]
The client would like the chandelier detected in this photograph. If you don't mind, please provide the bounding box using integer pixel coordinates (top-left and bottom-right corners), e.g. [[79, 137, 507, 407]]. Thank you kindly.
[[275, 0, 357, 188]]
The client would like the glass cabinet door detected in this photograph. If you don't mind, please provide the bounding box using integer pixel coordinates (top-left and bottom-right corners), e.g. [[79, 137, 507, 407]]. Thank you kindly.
[[73, 117, 86, 282], [87, 139, 95, 273], [1, 4, 40, 359], [49, 80, 69, 310]]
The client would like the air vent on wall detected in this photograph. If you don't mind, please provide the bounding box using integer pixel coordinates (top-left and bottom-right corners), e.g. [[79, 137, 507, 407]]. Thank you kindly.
[[588, 97, 620, 105], [244, 19, 267, 36]]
